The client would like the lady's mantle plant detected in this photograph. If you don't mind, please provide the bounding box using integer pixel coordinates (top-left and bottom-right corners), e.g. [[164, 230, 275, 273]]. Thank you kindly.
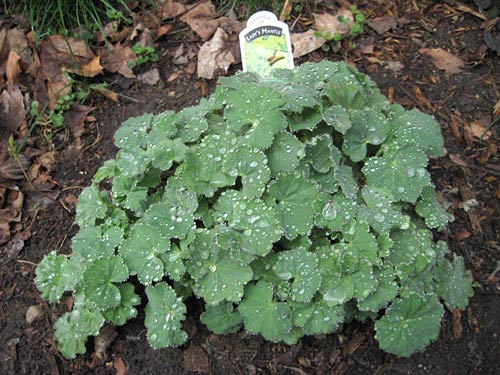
[[36, 61, 473, 359]]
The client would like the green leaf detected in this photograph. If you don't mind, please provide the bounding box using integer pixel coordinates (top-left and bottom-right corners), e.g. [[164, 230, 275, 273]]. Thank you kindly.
[[75, 185, 109, 228], [387, 227, 435, 278], [238, 281, 292, 342], [265, 132, 305, 177], [291, 301, 344, 334], [318, 248, 376, 305], [149, 110, 178, 140], [103, 283, 141, 326], [201, 302, 243, 334], [54, 308, 105, 359], [358, 265, 398, 312], [416, 185, 452, 229], [323, 83, 366, 110], [119, 223, 169, 285], [114, 113, 152, 150], [363, 146, 430, 203], [334, 164, 359, 199], [223, 146, 271, 198], [322, 105, 351, 134], [267, 174, 318, 239], [342, 108, 390, 162], [82, 256, 129, 310], [358, 186, 410, 234], [71, 226, 123, 262], [288, 107, 322, 132], [150, 138, 187, 171], [394, 109, 445, 157], [159, 244, 187, 281], [434, 256, 473, 311], [314, 192, 357, 233], [305, 135, 335, 173], [375, 294, 443, 357], [187, 229, 254, 304], [342, 221, 380, 265], [273, 248, 321, 303], [224, 84, 286, 149], [145, 282, 187, 348], [180, 133, 237, 197], [213, 190, 281, 257], [116, 148, 150, 177], [94, 159, 118, 183], [175, 99, 211, 143], [35, 251, 75, 303]]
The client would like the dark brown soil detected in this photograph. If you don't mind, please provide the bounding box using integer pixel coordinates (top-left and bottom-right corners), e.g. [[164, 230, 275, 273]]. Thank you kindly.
[[1, 1, 499, 374]]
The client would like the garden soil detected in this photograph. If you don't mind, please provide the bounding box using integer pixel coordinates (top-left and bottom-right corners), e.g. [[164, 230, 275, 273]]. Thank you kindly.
[[1, 1, 499, 374]]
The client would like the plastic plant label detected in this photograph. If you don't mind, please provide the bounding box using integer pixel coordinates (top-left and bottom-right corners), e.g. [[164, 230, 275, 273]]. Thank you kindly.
[[239, 11, 294, 78]]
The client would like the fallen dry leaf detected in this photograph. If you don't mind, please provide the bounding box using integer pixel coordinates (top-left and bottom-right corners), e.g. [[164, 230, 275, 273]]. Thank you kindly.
[[101, 44, 137, 78], [292, 9, 354, 58], [197, 28, 235, 79], [366, 16, 398, 34], [64, 56, 103, 77], [452, 309, 463, 339], [419, 48, 465, 76], [138, 68, 160, 85], [181, 1, 219, 41], [6, 51, 21, 86], [167, 71, 183, 82], [448, 153, 469, 167], [314, 9, 354, 35], [291, 29, 326, 58], [93, 87, 119, 102], [64, 104, 94, 151], [279, 0, 293, 22], [160, 0, 187, 19], [172, 43, 198, 65], [94, 325, 117, 360], [469, 121, 491, 140], [113, 356, 128, 375], [0, 84, 26, 132], [0, 29, 32, 67]]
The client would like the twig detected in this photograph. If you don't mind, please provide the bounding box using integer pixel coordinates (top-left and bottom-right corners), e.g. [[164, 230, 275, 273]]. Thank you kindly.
[[16, 259, 38, 267], [487, 261, 500, 282]]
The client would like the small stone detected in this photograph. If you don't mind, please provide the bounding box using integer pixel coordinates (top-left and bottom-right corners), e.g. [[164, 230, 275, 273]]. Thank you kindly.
[[26, 305, 44, 324]]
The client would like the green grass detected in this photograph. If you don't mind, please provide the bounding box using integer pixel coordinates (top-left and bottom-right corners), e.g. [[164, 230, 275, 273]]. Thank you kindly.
[[3, 0, 133, 43]]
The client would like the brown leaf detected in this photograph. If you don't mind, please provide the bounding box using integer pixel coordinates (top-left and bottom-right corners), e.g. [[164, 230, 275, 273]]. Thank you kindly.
[[101, 44, 137, 78], [314, 9, 354, 35], [0, 84, 26, 132], [38, 151, 56, 172], [93, 87, 119, 102], [47, 35, 95, 59], [113, 356, 128, 375], [457, 229, 471, 240], [197, 28, 235, 79], [64, 104, 94, 151], [4, 29, 32, 67], [94, 325, 117, 360], [291, 29, 326, 58], [419, 48, 465, 76], [366, 16, 398, 34], [138, 68, 160, 85], [64, 56, 103, 77], [181, 1, 219, 41], [99, 22, 133, 43], [6, 51, 21, 86], [167, 71, 183, 82], [469, 121, 491, 140], [448, 153, 469, 167], [161, 0, 187, 19]]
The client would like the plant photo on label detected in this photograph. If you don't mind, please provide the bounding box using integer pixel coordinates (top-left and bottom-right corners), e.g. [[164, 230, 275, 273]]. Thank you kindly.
[[35, 61, 473, 359]]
